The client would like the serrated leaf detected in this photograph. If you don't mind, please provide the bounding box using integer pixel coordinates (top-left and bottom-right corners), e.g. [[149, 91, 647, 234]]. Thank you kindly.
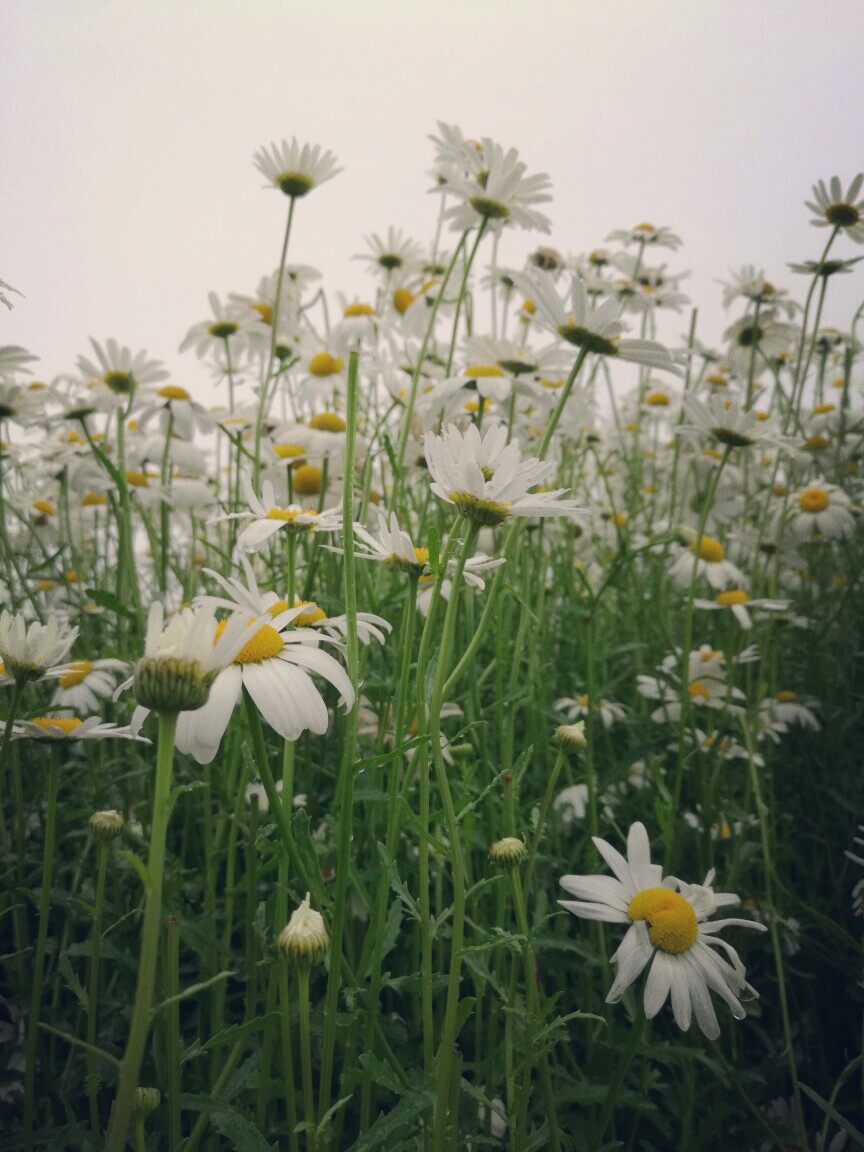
[[346, 1088, 434, 1152], [180, 1013, 280, 1066], [377, 843, 421, 921], [58, 954, 89, 1012], [179, 1095, 276, 1151]]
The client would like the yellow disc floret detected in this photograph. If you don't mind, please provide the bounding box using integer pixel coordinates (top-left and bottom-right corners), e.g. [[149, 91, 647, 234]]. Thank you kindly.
[[215, 618, 284, 665], [158, 385, 191, 401], [688, 681, 709, 701], [692, 536, 725, 563], [293, 465, 323, 496], [32, 717, 84, 736], [716, 589, 750, 606], [59, 660, 93, 688], [293, 600, 327, 627], [309, 412, 347, 433], [308, 352, 344, 378], [628, 887, 698, 954], [799, 488, 830, 513]]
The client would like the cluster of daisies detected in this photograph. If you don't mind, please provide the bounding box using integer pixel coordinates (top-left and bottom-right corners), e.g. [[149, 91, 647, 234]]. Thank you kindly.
[[1, 126, 862, 1075]]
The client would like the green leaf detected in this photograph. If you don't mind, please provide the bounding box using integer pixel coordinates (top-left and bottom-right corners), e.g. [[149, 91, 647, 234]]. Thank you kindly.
[[58, 954, 89, 1013], [179, 1095, 276, 1151], [120, 850, 151, 892], [152, 970, 233, 1015], [83, 588, 136, 621], [800, 1084, 864, 1146], [180, 1013, 280, 1066], [377, 843, 421, 921], [38, 1023, 120, 1069], [346, 1088, 434, 1151]]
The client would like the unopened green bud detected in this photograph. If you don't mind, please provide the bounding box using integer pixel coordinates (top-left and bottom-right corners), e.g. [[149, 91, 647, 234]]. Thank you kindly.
[[89, 809, 124, 842], [554, 721, 587, 751], [278, 893, 329, 967], [132, 1087, 160, 1118], [489, 837, 528, 868]]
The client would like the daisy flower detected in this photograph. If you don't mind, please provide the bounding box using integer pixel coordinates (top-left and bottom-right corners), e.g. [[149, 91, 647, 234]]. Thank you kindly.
[[0, 345, 39, 380], [555, 694, 627, 729], [349, 510, 505, 588], [805, 173, 864, 243], [77, 338, 168, 399], [723, 312, 798, 378], [0, 381, 48, 426], [668, 535, 747, 591], [559, 822, 766, 1039], [719, 266, 798, 316], [637, 646, 746, 723], [760, 691, 820, 733], [51, 658, 129, 713], [786, 482, 856, 543], [606, 223, 682, 250], [9, 716, 146, 743], [212, 477, 341, 552], [424, 423, 586, 526], [512, 269, 681, 374], [179, 293, 267, 361], [253, 138, 341, 199], [356, 227, 425, 277], [442, 141, 552, 234], [677, 394, 790, 451], [0, 611, 77, 684], [168, 603, 354, 763], [693, 589, 789, 630]]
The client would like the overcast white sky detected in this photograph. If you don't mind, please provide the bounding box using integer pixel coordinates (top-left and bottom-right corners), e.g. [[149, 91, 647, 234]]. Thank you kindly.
[[2, 0, 862, 399]]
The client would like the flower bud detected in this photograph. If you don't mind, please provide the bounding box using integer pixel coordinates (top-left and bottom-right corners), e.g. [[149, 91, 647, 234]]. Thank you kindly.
[[89, 809, 124, 842], [554, 721, 587, 751], [489, 837, 528, 868], [278, 893, 329, 967], [132, 1087, 160, 1118]]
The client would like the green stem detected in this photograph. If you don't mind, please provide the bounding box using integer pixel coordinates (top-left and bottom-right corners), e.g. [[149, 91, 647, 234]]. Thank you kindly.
[[318, 350, 362, 1118], [23, 748, 61, 1152], [298, 967, 317, 1152], [105, 710, 178, 1152], [538, 346, 590, 461], [86, 840, 111, 1149], [166, 915, 182, 1150]]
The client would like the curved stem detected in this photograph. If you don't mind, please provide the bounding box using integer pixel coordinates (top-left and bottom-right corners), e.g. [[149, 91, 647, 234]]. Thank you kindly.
[[86, 840, 111, 1148]]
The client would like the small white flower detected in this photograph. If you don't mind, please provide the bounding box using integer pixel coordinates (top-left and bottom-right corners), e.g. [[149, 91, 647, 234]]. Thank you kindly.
[[0, 611, 78, 684], [805, 173, 864, 243], [253, 138, 341, 198]]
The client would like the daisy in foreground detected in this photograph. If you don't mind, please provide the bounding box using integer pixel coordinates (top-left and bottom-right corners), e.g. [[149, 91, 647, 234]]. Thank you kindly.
[[559, 822, 766, 1039]]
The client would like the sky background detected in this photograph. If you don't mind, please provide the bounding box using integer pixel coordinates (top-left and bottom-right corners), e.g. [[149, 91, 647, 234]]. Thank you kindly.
[[2, 0, 863, 400]]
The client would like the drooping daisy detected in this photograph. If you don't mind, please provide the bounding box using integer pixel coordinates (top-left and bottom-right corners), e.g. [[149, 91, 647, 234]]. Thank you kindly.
[[786, 482, 856, 543], [253, 138, 341, 199], [51, 658, 129, 713], [512, 269, 681, 374], [0, 611, 77, 684], [805, 173, 864, 243], [559, 822, 766, 1039], [211, 477, 341, 552], [424, 423, 586, 526]]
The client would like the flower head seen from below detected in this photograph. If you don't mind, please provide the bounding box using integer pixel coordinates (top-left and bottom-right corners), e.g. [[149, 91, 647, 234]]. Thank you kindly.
[[76, 338, 169, 399], [559, 822, 766, 1039], [131, 601, 258, 714], [442, 141, 552, 234], [512, 269, 681, 374], [805, 174, 864, 243], [10, 716, 147, 743], [253, 139, 341, 199], [211, 477, 341, 553], [424, 423, 586, 526], [0, 611, 78, 684]]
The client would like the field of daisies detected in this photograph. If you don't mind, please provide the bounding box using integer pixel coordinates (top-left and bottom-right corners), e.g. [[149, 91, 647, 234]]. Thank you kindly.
[[1, 128, 863, 1151]]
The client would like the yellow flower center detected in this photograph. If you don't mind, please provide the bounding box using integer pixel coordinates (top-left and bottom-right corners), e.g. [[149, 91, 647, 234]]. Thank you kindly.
[[706, 374, 728, 388], [634, 223, 656, 233], [32, 717, 83, 736], [293, 600, 327, 627], [627, 887, 698, 953], [276, 171, 313, 197], [59, 659, 93, 688], [251, 303, 273, 325], [266, 506, 317, 521], [692, 536, 725, 563], [273, 444, 306, 459], [393, 288, 414, 315], [215, 619, 284, 664], [646, 390, 670, 407], [799, 488, 829, 513], [688, 681, 709, 700], [308, 352, 344, 378], [292, 465, 323, 496], [578, 694, 589, 707], [343, 302, 376, 317], [775, 690, 797, 702], [466, 365, 504, 378], [158, 385, 190, 401], [716, 589, 749, 606], [126, 470, 150, 488], [309, 412, 347, 433], [38, 580, 55, 591], [82, 492, 108, 507], [413, 547, 430, 565], [34, 499, 56, 515], [813, 402, 835, 414]]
